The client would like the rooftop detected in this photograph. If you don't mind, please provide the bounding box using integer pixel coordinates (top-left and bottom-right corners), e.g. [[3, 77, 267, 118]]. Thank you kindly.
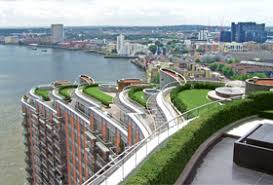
[[83, 84, 113, 107], [189, 137, 273, 185]]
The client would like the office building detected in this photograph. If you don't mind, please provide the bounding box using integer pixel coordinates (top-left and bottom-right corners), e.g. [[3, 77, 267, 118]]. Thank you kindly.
[[51, 24, 64, 44], [231, 22, 267, 43], [220, 31, 232, 42]]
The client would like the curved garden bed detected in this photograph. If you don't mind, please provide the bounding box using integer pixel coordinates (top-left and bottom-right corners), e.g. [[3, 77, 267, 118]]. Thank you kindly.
[[59, 85, 78, 101], [128, 87, 147, 108], [83, 84, 113, 107], [123, 91, 273, 185], [170, 82, 223, 115], [34, 88, 50, 101]]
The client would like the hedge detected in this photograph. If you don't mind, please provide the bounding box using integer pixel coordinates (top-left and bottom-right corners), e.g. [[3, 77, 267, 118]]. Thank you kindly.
[[123, 91, 273, 185], [128, 87, 147, 107]]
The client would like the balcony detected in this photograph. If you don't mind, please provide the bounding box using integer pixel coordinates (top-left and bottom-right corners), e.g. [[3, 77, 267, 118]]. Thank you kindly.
[[25, 156, 31, 165], [25, 166, 33, 174], [54, 143, 61, 151], [23, 138, 30, 146]]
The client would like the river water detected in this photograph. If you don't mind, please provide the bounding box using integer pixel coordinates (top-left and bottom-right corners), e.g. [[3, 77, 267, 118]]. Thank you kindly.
[[0, 45, 145, 184]]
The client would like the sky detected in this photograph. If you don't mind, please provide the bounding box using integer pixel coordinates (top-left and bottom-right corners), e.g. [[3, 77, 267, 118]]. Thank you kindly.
[[0, 0, 272, 27]]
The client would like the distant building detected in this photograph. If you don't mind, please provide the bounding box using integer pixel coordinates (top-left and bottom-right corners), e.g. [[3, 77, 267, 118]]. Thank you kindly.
[[51, 24, 64, 44], [117, 34, 125, 55], [198, 30, 209, 41], [231, 22, 267, 43], [222, 42, 244, 52], [116, 34, 148, 56], [220, 31, 232, 42], [4, 36, 19, 44]]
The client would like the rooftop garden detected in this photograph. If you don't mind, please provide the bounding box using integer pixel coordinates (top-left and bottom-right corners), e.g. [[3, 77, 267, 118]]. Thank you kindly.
[[128, 87, 147, 107], [59, 85, 77, 101], [34, 88, 50, 101], [83, 84, 113, 107], [123, 91, 273, 185], [170, 82, 223, 116]]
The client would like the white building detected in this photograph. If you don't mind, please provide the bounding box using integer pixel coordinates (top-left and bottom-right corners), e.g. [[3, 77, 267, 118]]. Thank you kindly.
[[124, 43, 148, 56], [117, 34, 148, 56], [51, 24, 64, 44], [4, 36, 19, 44], [222, 42, 244, 52], [198, 30, 209, 41], [117, 34, 126, 55]]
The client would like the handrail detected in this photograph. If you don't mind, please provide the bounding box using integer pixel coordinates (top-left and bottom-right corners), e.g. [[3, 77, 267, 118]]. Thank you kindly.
[[82, 97, 226, 185], [82, 79, 230, 185]]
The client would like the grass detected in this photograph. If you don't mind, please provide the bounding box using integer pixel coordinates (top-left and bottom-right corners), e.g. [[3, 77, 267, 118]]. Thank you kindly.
[[83, 85, 113, 107], [128, 87, 148, 107], [35, 88, 50, 101], [177, 89, 211, 110], [177, 89, 219, 115], [131, 90, 147, 107], [59, 85, 77, 100]]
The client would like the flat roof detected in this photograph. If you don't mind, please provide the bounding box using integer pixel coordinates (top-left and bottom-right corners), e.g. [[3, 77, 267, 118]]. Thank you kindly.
[[255, 79, 273, 86], [189, 137, 273, 185], [247, 124, 273, 146]]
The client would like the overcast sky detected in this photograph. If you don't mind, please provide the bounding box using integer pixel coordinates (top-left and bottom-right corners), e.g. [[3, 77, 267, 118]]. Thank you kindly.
[[0, 0, 272, 27]]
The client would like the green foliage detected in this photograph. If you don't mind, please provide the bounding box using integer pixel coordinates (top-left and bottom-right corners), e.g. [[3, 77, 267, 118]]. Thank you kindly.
[[209, 63, 235, 78], [170, 82, 223, 114], [233, 73, 267, 81], [149, 45, 157, 54], [83, 84, 113, 107], [259, 110, 273, 120], [195, 59, 201, 63], [123, 91, 273, 185], [128, 87, 147, 107], [59, 85, 77, 101], [35, 88, 50, 101]]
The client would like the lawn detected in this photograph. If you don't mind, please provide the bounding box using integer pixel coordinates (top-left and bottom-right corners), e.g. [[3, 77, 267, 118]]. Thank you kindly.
[[35, 88, 50, 101], [131, 90, 147, 107], [83, 85, 113, 107], [177, 89, 219, 115], [128, 87, 147, 107], [59, 85, 77, 100], [177, 89, 211, 110]]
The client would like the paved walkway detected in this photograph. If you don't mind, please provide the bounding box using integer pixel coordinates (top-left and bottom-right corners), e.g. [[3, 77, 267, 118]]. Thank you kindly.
[[189, 137, 273, 185]]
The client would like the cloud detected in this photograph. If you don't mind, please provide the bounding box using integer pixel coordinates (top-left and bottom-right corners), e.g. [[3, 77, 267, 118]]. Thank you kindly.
[[0, 0, 272, 27]]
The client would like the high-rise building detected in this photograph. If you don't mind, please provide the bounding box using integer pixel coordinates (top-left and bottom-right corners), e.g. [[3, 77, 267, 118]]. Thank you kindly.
[[21, 77, 148, 185], [117, 34, 125, 55], [220, 31, 232, 42], [231, 22, 267, 43], [51, 24, 64, 44], [198, 30, 209, 41]]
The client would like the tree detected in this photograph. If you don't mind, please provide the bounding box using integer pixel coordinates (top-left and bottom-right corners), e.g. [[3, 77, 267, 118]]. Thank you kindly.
[[195, 59, 201, 63], [149, 45, 157, 54]]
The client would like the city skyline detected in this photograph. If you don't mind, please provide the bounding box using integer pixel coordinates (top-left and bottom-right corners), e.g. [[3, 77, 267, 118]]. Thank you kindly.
[[0, 0, 273, 27]]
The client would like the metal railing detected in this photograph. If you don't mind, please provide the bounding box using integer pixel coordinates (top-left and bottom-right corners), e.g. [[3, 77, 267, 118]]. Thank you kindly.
[[82, 97, 225, 185]]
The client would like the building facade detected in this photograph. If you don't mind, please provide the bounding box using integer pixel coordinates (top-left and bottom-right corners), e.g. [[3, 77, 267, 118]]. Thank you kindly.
[[21, 79, 148, 185], [51, 24, 64, 44], [231, 22, 267, 43]]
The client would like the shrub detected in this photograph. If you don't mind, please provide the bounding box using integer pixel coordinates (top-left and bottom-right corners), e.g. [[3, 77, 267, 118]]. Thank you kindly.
[[123, 91, 273, 185]]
